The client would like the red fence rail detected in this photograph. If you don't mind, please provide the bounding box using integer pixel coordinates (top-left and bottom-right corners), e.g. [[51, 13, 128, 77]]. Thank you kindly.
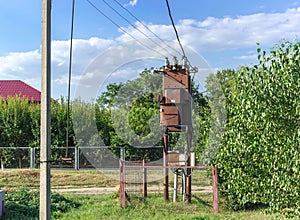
[[119, 161, 218, 213]]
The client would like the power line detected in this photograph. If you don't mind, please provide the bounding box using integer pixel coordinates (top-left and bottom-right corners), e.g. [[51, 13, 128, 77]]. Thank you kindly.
[[112, 0, 182, 57], [86, 0, 167, 57], [165, 0, 186, 58], [101, 0, 176, 58], [165, 0, 198, 73], [66, 0, 75, 157]]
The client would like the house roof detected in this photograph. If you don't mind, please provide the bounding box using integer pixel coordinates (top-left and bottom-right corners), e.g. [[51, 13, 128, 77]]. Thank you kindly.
[[0, 80, 41, 102]]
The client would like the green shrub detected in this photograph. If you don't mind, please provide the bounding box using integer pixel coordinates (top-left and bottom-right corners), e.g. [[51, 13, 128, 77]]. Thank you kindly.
[[215, 41, 300, 217], [5, 189, 80, 219]]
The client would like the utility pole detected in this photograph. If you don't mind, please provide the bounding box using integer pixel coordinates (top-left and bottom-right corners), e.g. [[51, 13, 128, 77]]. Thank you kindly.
[[40, 0, 51, 219]]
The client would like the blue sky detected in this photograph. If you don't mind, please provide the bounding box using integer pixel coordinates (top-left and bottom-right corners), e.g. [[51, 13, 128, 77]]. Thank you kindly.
[[1, 0, 300, 98]]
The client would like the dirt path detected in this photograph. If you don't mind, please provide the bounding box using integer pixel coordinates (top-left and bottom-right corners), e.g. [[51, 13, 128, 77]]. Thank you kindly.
[[53, 185, 212, 195]]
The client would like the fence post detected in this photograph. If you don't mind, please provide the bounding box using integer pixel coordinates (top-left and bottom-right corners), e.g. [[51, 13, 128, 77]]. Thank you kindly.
[[143, 159, 147, 198], [212, 166, 219, 213], [74, 146, 79, 170], [30, 147, 35, 169], [120, 147, 126, 208]]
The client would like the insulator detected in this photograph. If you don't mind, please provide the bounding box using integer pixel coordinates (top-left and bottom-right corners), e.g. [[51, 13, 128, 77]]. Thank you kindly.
[[165, 57, 170, 67], [172, 56, 178, 66], [182, 56, 187, 69]]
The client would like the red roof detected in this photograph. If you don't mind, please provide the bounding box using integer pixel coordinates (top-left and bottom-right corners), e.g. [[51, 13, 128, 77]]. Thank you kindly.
[[0, 80, 41, 102]]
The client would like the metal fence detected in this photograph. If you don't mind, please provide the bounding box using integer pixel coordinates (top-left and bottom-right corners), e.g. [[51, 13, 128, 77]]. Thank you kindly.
[[0, 146, 164, 170], [0, 146, 121, 170], [119, 160, 219, 213]]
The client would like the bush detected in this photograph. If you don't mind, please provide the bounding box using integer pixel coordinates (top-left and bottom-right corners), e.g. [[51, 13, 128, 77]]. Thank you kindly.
[[5, 189, 80, 219], [215, 41, 300, 217]]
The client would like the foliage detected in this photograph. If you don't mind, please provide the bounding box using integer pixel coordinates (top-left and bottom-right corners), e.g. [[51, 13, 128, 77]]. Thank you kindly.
[[5, 189, 80, 220], [95, 68, 210, 162], [215, 41, 300, 217], [0, 97, 38, 168], [0, 97, 77, 168]]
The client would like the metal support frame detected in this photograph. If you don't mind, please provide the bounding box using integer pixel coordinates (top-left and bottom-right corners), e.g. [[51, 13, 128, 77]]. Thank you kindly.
[[120, 147, 126, 208], [163, 132, 169, 201], [212, 166, 219, 213], [185, 130, 192, 203], [143, 159, 147, 198]]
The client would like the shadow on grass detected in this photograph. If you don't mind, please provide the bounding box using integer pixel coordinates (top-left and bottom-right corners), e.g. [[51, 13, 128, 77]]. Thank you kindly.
[[192, 194, 212, 207]]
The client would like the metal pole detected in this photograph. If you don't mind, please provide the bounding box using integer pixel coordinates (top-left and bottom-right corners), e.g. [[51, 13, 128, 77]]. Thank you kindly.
[[120, 147, 125, 208], [186, 131, 192, 203], [143, 159, 147, 198], [40, 0, 51, 219], [30, 147, 35, 169], [182, 171, 186, 201], [74, 146, 79, 170], [212, 166, 219, 213], [173, 170, 178, 202], [163, 133, 169, 201]]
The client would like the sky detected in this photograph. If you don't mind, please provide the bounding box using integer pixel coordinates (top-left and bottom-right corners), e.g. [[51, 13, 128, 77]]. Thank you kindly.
[[1, 0, 300, 99]]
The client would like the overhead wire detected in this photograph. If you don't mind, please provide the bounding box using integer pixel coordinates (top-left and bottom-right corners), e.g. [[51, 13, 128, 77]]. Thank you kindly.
[[101, 0, 177, 58], [165, 0, 198, 74], [86, 0, 167, 58], [165, 0, 186, 58], [66, 0, 76, 158], [111, 0, 182, 57]]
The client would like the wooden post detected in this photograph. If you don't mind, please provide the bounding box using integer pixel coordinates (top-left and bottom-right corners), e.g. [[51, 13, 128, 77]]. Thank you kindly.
[[163, 133, 169, 201], [40, 0, 51, 219], [143, 159, 147, 198], [212, 166, 219, 213]]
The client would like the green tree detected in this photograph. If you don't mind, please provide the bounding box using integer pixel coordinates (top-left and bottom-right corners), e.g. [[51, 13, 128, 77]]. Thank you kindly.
[[216, 41, 300, 216], [0, 97, 37, 167]]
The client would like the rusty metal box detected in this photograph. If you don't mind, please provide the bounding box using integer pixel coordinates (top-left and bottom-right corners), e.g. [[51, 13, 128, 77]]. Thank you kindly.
[[164, 88, 188, 104], [160, 105, 179, 126], [167, 151, 187, 166], [163, 75, 186, 89], [160, 114, 180, 126]]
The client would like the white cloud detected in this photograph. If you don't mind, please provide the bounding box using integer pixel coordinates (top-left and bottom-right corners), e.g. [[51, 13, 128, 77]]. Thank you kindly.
[[0, 50, 40, 78], [124, 0, 138, 7], [118, 7, 300, 53], [0, 37, 115, 98], [2, 7, 300, 98]]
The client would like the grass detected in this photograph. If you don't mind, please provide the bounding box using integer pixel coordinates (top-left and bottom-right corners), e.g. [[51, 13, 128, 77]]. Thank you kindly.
[[0, 169, 210, 191], [55, 193, 285, 220], [0, 169, 119, 190], [0, 169, 296, 220]]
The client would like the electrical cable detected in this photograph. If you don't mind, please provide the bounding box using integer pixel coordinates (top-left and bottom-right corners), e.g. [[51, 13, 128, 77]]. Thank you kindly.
[[101, 0, 176, 58], [165, 0, 198, 74], [112, 0, 182, 57], [165, 0, 186, 58], [66, 0, 75, 158], [86, 0, 167, 58]]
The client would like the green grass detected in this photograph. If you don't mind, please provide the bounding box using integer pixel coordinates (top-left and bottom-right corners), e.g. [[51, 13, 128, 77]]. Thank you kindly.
[[55, 193, 286, 220], [1, 170, 296, 220], [0, 169, 118, 190]]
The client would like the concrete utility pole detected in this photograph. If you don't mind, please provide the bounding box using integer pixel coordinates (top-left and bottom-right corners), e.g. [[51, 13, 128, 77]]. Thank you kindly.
[[40, 0, 51, 219]]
